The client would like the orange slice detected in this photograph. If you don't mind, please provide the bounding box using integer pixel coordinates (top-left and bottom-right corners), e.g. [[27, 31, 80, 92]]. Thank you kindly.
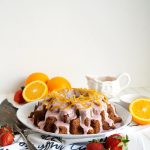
[[23, 80, 48, 102], [129, 98, 150, 125]]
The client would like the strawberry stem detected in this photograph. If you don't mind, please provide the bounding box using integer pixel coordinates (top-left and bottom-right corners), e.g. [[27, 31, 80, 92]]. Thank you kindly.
[[21, 86, 25, 90]]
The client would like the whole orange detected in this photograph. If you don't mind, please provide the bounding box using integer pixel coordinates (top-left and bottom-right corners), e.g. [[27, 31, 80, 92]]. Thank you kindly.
[[25, 72, 49, 85], [47, 76, 71, 92]]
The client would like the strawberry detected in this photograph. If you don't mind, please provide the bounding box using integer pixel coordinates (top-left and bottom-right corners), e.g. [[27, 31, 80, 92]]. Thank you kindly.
[[0, 125, 12, 135], [0, 131, 14, 146], [105, 134, 129, 150], [86, 140, 104, 150], [14, 89, 25, 104]]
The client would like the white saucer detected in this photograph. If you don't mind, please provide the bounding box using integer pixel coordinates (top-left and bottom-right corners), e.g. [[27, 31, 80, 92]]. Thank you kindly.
[[119, 94, 146, 110]]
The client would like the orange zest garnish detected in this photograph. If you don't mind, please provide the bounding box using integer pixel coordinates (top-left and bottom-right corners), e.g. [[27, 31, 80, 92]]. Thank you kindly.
[[44, 88, 106, 110]]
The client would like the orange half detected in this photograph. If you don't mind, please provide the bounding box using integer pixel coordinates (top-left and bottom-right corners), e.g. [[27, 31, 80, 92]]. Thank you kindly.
[[23, 80, 48, 102], [129, 98, 150, 125]]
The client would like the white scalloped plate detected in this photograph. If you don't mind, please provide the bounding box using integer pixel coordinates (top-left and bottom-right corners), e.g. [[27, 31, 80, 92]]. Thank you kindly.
[[17, 100, 132, 139]]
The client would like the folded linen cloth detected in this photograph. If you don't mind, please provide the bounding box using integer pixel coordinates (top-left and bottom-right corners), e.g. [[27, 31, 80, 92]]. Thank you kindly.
[[0, 124, 150, 150]]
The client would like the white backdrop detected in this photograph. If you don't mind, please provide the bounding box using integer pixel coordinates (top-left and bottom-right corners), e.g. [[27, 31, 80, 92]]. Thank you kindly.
[[0, 0, 150, 94]]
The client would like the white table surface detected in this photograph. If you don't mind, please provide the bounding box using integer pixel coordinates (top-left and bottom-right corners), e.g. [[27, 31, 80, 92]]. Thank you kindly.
[[0, 87, 150, 150], [115, 87, 150, 150]]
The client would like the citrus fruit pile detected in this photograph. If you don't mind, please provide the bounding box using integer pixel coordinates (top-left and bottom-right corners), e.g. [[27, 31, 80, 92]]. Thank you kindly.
[[14, 72, 71, 103], [129, 98, 150, 125]]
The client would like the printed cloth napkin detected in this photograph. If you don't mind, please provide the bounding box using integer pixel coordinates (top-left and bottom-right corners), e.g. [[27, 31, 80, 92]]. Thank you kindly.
[[0, 133, 86, 150], [0, 124, 150, 150]]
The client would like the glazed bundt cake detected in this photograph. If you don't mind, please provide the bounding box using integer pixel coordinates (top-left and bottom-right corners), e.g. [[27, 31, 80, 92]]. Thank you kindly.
[[29, 88, 122, 134]]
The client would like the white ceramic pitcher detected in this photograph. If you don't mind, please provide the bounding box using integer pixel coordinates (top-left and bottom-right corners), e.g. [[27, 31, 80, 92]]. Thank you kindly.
[[86, 73, 131, 98]]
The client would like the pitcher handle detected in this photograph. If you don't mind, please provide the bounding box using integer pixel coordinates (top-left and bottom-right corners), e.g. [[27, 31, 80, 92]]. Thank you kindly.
[[117, 73, 131, 91]]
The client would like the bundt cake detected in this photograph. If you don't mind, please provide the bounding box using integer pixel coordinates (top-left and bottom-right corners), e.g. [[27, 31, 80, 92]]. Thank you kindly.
[[29, 88, 122, 134]]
